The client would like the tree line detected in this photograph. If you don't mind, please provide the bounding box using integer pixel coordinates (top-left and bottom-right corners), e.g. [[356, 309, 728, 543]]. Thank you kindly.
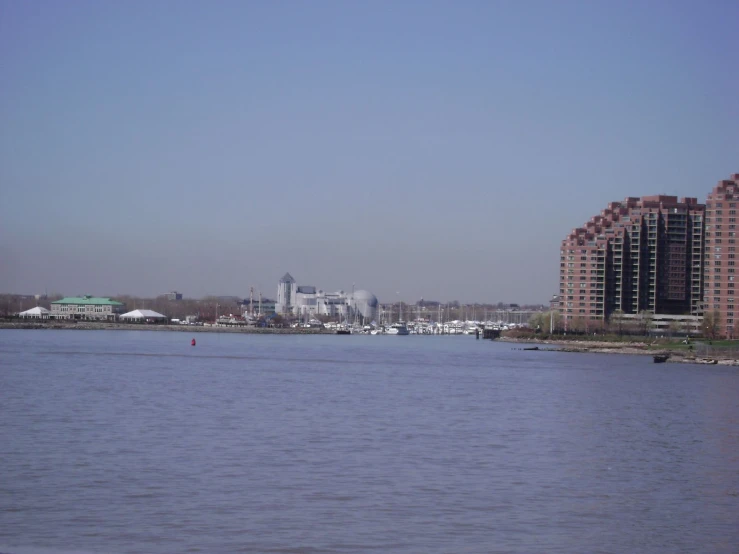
[[529, 309, 723, 340]]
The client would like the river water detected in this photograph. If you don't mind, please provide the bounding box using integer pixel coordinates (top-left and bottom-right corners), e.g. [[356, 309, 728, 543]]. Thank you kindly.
[[1, 330, 738, 553]]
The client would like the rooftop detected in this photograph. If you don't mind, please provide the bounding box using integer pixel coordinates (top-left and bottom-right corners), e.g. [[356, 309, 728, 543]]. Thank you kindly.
[[51, 296, 124, 306]]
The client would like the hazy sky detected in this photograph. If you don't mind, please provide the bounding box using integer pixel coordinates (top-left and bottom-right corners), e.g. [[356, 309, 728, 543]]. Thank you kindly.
[[1, 0, 737, 304]]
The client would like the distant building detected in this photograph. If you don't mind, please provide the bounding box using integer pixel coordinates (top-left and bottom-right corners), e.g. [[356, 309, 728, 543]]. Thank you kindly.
[[703, 174, 739, 337], [51, 296, 126, 320], [19, 306, 50, 319], [215, 296, 242, 303], [275, 273, 297, 314], [241, 298, 277, 315], [163, 291, 183, 301], [275, 272, 379, 321], [120, 309, 168, 322]]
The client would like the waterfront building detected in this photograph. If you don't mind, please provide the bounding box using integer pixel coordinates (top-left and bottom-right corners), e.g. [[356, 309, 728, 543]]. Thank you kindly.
[[350, 290, 380, 321], [241, 298, 277, 316], [119, 309, 168, 322], [19, 306, 50, 319], [275, 273, 297, 314], [50, 296, 126, 320], [275, 273, 378, 321], [703, 174, 739, 338], [559, 196, 705, 329]]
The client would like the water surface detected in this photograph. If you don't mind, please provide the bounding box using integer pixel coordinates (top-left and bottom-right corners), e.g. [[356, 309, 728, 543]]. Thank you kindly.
[[1, 330, 738, 553]]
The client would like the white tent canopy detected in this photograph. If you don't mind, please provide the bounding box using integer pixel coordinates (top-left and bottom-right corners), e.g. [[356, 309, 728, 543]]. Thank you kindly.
[[119, 309, 167, 321], [19, 306, 50, 319]]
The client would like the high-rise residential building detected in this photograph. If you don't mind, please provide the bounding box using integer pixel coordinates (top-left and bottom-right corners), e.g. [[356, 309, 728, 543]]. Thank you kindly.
[[559, 195, 705, 329], [703, 174, 739, 338]]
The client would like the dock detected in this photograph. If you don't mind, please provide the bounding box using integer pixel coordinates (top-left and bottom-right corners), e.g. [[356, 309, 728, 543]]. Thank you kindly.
[[482, 328, 501, 340]]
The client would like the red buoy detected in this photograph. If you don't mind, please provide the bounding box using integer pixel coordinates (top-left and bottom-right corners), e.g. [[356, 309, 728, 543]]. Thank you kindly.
[[191, 338, 196, 346]]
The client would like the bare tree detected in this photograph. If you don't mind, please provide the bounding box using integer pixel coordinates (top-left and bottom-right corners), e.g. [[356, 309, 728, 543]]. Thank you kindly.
[[637, 310, 654, 336], [609, 309, 625, 336], [702, 310, 721, 340], [529, 312, 545, 333], [549, 311, 562, 334], [569, 316, 585, 334], [668, 319, 683, 339]]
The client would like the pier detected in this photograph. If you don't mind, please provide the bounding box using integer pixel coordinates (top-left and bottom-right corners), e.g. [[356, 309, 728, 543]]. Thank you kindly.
[[482, 328, 501, 340]]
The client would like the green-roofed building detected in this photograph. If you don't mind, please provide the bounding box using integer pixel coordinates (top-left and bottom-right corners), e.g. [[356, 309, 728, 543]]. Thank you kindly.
[[51, 296, 126, 320]]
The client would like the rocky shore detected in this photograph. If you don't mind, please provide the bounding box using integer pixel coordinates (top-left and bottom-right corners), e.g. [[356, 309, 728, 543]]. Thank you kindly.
[[499, 336, 739, 366], [0, 320, 332, 335]]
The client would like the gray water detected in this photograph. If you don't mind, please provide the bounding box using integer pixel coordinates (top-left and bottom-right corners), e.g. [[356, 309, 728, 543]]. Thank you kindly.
[[1, 330, 738, 554]]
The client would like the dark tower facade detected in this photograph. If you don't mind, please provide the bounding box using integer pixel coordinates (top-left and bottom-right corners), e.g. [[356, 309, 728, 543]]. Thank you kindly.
[[559, 196, 705, 328]]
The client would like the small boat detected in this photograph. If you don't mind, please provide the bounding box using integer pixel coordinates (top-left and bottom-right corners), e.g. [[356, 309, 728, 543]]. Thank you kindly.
[[653, 354, 669, 363], [336, 329, 351, 335], [385, 323, 409, 335], [523, 346, 539, 351]]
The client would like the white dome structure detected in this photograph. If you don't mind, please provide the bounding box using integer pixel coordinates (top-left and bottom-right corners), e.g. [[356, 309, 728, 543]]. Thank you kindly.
[[351, 290, 379, 320]]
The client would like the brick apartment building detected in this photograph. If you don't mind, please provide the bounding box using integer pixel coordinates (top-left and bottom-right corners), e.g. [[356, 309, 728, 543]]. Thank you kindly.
[[559, 173, 739, 337], [559, 196, 705, 330], [704, 174, 739, 337]]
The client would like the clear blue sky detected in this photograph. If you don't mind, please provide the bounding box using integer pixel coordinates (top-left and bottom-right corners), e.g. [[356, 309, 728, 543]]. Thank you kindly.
[[1, 0, 737, 303]]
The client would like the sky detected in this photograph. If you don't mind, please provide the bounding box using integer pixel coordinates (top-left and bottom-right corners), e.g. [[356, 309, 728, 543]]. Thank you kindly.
[[1, 0, 737, 304]]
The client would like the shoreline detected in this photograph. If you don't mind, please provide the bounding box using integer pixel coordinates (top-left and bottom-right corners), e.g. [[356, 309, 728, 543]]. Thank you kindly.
[[499, 336, 739, 365], [3, 322, 738, 365], [499, 336, 651, 354], [0, 320, 332, 335]]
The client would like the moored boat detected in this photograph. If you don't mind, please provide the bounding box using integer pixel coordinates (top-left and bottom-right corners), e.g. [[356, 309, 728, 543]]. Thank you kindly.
[[385, 323, 410, 335]]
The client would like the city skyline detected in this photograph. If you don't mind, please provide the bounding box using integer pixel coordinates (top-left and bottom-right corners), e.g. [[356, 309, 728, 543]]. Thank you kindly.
[[1, 1, 737, 303]]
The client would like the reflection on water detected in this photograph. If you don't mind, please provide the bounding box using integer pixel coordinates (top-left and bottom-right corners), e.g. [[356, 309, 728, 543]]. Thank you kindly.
[[1, 330, 738, 553]]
